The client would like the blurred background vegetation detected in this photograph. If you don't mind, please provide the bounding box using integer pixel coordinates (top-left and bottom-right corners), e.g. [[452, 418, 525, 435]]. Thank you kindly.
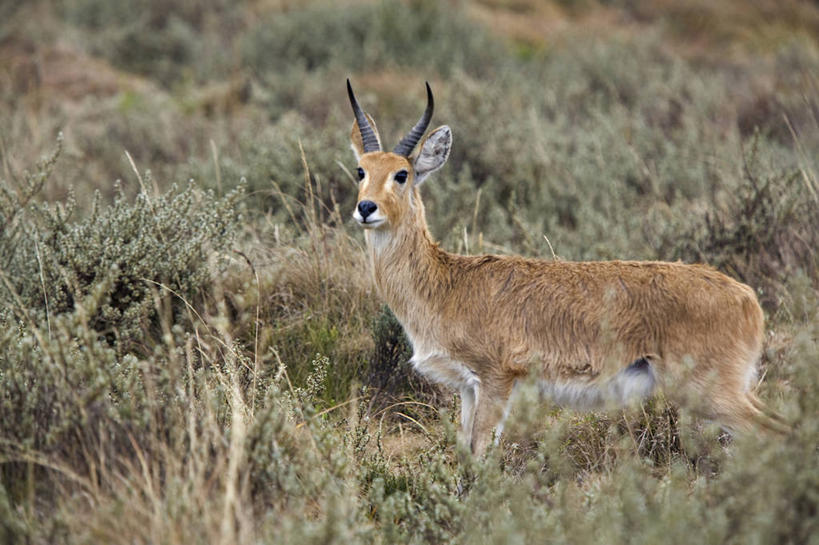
[[1, 1, 817, 543]]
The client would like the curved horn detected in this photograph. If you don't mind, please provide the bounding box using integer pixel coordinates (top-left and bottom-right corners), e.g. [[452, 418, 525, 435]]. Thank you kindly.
[[347, 79, 380, 153], [393, 82, 434, 157]]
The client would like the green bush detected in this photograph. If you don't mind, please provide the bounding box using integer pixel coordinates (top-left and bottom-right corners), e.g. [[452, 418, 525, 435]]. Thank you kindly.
[[0, 139, 244, 468], [241, 0, 503, 81], [1, 143, 243, 347], [58, 0, 241, 86], [367, 305, 443, 412], [660, 138, 819, 310]]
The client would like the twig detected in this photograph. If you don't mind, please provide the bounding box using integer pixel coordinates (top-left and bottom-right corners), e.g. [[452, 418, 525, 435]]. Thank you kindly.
[[543, 234, 559, 261], [210, 139, 222, 196], [296, 397, 363, 429], [394, 411, 431, 437], [34, 236, 52, 339]]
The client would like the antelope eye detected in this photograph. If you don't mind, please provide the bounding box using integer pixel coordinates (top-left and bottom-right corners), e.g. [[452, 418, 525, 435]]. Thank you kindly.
[[357, 167, 365, 181], [394, 170, 408, 184]]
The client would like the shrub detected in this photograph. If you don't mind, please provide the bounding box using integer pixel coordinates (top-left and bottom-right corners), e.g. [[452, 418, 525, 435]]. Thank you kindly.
[[241, 0, 503, 81], [656, 138, 819, 310], [366, 305, 442, 413], [1, 143, 243, 348], [57, 0, 242, 86], [0, 140, 244, 471]]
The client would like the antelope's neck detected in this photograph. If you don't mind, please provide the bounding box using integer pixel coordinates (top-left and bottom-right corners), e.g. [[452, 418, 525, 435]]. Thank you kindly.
[[364, 210, 450, 333]]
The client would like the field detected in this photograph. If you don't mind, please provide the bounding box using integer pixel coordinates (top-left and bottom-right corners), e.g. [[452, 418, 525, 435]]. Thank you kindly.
[[1, 0, 818, 543]]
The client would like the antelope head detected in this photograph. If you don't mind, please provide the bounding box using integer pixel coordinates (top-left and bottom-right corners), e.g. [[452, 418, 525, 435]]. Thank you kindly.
[[347, 79, 452, 231]]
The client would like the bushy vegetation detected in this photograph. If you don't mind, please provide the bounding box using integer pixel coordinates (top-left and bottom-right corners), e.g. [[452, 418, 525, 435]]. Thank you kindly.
[[1, 1, 817, 543]]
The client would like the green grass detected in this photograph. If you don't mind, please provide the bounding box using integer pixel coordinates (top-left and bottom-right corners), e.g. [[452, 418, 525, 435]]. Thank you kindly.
[[1, 1, 818, 543]]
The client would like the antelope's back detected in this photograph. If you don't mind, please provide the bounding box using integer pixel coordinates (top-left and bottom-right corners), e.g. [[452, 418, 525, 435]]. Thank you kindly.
[[442, 256, 763, 376]]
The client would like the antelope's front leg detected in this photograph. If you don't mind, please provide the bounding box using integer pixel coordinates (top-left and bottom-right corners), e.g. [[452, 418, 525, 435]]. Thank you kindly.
[[459, 384, 477, 448], [470, 378, 514, 456], [409, 352, 480, 448]]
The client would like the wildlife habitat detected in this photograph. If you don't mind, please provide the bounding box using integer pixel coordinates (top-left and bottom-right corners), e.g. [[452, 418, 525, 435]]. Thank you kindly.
[[1, 0, 818, 543]]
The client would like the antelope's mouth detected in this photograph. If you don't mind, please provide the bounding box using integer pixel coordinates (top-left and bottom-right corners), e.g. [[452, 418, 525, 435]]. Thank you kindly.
[[358, 217, 385, 229], [352, 211, 386, 229]]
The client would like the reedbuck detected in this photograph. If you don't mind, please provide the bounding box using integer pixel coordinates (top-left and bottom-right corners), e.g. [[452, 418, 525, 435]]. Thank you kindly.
[[346, 80, 788, 455]]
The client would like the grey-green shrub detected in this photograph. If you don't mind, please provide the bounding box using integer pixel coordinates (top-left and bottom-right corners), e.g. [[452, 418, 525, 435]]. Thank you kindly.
[[0, 141, 244, 471], [1, 150, 243, 347], [661, 138, 819, 310], [58, 0, 242, 86], [241, 0, 503, 82]]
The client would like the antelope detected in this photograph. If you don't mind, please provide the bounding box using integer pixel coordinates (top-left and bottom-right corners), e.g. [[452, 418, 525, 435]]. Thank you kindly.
[[346, 79, 788, 455]]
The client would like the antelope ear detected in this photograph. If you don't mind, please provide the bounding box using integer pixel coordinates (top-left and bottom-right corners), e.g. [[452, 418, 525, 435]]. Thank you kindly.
[[413, 125, 451, 186], [350, 114, 381, 160]]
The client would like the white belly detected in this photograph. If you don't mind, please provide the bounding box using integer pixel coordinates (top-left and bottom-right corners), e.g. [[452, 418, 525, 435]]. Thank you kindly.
[[540, 360, 656, 410]]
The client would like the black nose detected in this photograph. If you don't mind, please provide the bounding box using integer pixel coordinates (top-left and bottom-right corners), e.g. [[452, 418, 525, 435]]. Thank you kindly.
[[357, 200, 378, 220]]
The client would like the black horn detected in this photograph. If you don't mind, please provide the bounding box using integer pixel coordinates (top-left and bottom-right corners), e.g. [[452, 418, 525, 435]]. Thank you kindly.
[[347, 79, 381, 153], [393, 82, 434, 157]]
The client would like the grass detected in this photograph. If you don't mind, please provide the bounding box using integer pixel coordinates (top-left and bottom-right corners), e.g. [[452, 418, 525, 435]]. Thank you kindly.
[[1, 1, 818, 543]]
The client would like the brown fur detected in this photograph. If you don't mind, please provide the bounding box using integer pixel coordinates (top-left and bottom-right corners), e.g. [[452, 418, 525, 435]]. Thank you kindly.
[[351, 122, 787, 457]]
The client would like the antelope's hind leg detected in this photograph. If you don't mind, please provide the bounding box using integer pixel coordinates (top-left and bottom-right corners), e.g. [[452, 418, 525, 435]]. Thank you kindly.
[[745, 391, 791, 434], [710, 347, 790, 435], [706, 391, 790, 436], [673, 351, 791, 436]]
